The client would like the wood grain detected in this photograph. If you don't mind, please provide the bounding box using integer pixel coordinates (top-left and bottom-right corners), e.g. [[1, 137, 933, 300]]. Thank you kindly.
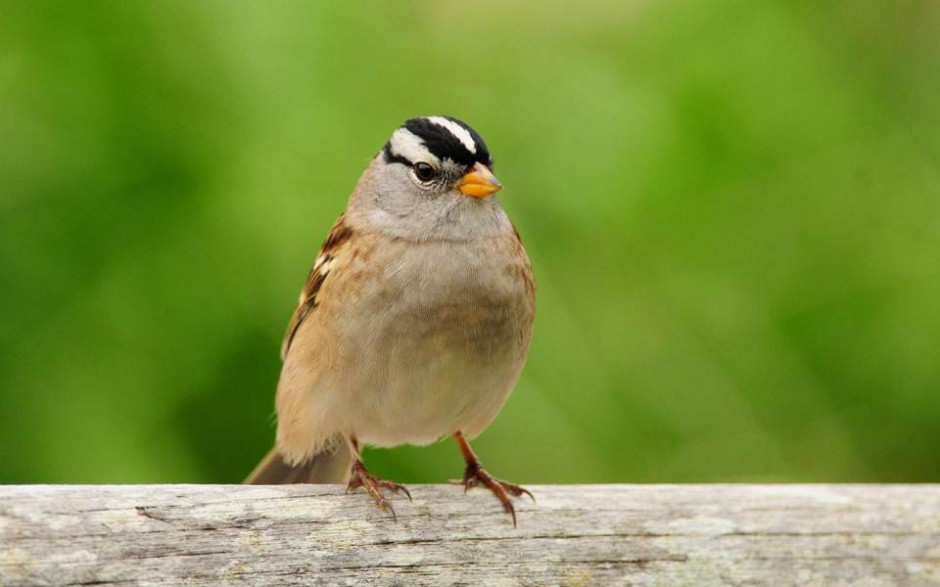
[[2, 484, 939, 586]]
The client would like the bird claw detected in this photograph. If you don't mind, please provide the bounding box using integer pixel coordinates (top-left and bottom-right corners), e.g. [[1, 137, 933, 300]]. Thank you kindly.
[[346, 460, 411, 520], [502, 481, 536, 503], [459, 463, 533, 528]]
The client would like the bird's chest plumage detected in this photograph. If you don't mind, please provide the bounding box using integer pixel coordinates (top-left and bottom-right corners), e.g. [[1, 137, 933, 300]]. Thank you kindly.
[[386, 241, 525, 344], [339, 235, 534, 446]]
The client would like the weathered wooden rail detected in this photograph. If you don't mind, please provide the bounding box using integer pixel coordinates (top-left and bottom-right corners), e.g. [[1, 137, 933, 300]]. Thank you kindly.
[[1, 484, 938, 586]]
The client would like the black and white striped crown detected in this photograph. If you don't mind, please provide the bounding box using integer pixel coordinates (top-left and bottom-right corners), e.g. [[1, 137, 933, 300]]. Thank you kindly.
[[383, 116, 493, 170]]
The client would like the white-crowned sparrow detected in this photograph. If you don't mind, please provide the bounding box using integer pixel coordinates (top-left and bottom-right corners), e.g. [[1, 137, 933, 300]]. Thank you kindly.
[[247, 116, 535, 525]]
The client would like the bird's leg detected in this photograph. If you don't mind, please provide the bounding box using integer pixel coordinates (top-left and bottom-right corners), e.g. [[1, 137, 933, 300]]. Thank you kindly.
[[453, 431, 534, 527], [344, 437, 411, 520]]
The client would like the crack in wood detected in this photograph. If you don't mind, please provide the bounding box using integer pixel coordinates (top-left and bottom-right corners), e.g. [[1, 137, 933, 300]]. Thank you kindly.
[[2, 484, 939, 586]]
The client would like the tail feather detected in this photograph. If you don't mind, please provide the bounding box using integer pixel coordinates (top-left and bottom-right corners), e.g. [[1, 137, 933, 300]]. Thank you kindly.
[[245, 445, 353, 484]]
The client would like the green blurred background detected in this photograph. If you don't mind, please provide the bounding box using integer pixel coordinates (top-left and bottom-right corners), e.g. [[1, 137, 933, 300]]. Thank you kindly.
[[2, 1, 938, 485]]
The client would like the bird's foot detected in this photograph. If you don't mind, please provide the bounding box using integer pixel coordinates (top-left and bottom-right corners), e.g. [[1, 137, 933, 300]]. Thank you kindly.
[[346, 460, 412, 520], [458, 461, 534, 528]]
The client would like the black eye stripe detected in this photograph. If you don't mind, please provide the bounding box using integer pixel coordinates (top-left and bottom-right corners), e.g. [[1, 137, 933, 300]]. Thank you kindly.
[[382, 141, 413, 166], [398, 117, 492, 169], [381, 117, 494, 175]]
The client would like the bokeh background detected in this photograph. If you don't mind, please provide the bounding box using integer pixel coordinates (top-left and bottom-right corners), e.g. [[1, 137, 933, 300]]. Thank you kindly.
[[2, 1, 938, 485]]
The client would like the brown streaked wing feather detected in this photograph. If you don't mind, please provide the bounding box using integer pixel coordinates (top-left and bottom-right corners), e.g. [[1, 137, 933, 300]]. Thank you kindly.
[[510, 221, 536, 299], [280, 215, 354, 360]]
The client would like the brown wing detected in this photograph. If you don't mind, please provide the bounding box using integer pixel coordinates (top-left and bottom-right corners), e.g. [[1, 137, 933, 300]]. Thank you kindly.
[[280, 215, 354, 360]]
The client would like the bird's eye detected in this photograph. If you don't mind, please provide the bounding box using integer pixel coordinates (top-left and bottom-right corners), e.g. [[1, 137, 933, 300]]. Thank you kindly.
[[413, 162, 437, 182]]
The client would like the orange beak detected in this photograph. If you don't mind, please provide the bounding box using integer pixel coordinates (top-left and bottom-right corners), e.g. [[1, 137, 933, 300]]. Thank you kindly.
[[457, 162, 502, 198]]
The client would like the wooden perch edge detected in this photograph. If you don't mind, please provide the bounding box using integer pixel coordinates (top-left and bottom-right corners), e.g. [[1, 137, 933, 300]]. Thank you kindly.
[[1, 484, 939, 586]]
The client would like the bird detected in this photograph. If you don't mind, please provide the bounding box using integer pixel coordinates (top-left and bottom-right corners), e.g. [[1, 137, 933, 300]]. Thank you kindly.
[[246, 116, 535, 525]]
